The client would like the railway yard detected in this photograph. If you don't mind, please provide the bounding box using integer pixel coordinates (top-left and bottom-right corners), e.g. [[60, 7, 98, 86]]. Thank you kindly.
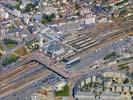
[[0, 0, 133, 100], [0, 19, 133, 100]]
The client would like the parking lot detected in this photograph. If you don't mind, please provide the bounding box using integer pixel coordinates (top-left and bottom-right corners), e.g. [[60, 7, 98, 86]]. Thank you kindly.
[[35, 73, 66, 87]]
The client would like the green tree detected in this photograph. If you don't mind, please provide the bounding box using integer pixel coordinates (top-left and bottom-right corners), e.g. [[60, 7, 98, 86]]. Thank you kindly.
[[75, 3, 80, 10], [50, 13, 55, 18], [47, 16, 52, 22], [41, 17, 47, 24]]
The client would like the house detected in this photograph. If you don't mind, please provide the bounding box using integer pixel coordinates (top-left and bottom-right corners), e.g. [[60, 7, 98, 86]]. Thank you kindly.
[[103, 69, 127, 81], [112, 84, 133, 93]]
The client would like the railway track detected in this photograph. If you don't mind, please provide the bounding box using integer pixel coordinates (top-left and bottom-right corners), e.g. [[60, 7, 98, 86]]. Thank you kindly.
[[0, 62, 37, 81], [0, 62, 39, 87], [0, 69, 51, 97], [67, 25, 133, 59], [0, 64, 47, 89]]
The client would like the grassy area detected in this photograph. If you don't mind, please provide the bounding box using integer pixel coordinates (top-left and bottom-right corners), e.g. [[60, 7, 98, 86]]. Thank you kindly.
[[3, 38, 18, 49], [103, 52, 119, 60], [118, 63, 129, 70], [15, 47, 28, 56], [55, 85, 69, 97], [2, 53, 19, 66], [6, 44, 16, 49], [0, 43, 3, 51], [117, 57, 133, 63], [3, 38, 18, 44]]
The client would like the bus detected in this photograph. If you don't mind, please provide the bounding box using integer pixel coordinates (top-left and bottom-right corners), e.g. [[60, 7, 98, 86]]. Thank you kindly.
[[66, 57, 80, 68]]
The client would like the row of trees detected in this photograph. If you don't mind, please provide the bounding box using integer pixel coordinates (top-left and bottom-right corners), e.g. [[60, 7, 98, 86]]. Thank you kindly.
[[3, 38, 18, 45], [2, 54, 19, 66]]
